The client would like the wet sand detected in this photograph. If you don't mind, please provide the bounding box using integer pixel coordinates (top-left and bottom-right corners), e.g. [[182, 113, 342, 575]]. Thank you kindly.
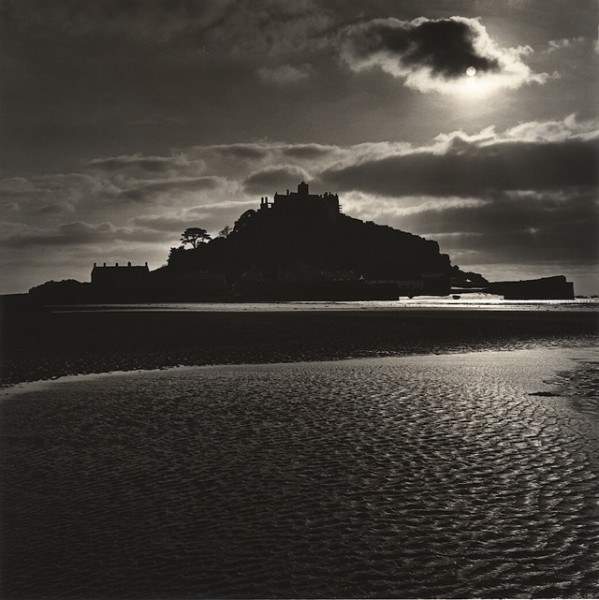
[[1, 306, 597, 385], [1, 346, 599, 598]]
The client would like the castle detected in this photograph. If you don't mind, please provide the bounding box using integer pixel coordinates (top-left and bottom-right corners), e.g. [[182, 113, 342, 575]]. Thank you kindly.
[[260, 181, 340, 214], [165, 181, 452, 298]]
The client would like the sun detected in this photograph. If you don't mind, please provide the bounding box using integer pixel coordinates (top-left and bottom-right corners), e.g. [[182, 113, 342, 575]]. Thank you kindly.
[[456, 66, 497, 98]]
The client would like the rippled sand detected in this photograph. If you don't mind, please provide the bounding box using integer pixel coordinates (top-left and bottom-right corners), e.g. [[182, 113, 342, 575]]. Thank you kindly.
[[2, 347, 598, 598]]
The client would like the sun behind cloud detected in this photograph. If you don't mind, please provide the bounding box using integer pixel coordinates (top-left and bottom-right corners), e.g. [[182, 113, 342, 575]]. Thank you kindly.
[[341, 16, 553, 95], [457, 68, 501, 99]]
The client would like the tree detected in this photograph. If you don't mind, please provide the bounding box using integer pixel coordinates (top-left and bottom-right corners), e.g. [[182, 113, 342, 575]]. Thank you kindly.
[[180, 227, 211, 248], [233, 209, 256, 233], [218, 225, 232, 238]]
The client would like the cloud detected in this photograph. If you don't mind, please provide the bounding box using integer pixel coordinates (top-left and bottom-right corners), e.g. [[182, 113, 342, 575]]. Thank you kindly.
[[1, 221, 120, 248], [0, 173, 121, 219], [188, 141, 414, 183], [243, 166, 311, 195], [88, 154, 207, 185], [401, 189, 596, 238], [0, 0, 333, 58], [119, 176, 221, 202], [340, 16, 551, 94], [339, 193, 488, 222], [0, 218, 189, 249], [475, 113, 598, 144], [282, 144, 339, 160], [338, 188, 598, 277], [187, 143, 347, 181], [320, 117, 599, 198], [130, 215, 199, 233], [0, 0, 235, 43], [210, 145, 271, 161], [89, 153, 198, 174], [546, 37, 587, 53], [258, 64, 312, 84], [322, 138, 598, 197], [130, 201, 254, 238]]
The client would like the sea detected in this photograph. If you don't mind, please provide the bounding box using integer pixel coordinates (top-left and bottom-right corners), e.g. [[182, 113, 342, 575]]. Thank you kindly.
[[48, 293, 599, 313], [2, 338, 598, 598]]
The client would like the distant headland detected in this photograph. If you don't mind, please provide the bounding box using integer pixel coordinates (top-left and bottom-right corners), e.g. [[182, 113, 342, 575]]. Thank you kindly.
[[28, 182, 574, 303]]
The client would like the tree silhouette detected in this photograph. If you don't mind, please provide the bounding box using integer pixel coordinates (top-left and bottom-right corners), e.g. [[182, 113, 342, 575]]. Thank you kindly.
[[233, 209, 256, 233], [180, 227, 211, 248]]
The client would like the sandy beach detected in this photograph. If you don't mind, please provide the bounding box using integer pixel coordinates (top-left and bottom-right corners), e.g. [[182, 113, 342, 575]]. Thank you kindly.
[[1, 304, 598, 598], [1, 344, 598, 599], [1, 303, 597, 385]]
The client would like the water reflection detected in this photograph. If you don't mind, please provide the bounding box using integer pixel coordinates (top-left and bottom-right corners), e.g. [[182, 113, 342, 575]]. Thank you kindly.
[[2, 347, 598, 598], [50, 295, 599, 313]]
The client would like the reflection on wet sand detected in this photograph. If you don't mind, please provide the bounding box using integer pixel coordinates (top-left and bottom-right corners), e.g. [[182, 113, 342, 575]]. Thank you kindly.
[[2, 347, 598, 598]]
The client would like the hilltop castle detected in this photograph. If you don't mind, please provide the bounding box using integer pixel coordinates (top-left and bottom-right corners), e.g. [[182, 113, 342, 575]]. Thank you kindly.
[[165, 181, 452, 298], [261, 181, 340, 215]]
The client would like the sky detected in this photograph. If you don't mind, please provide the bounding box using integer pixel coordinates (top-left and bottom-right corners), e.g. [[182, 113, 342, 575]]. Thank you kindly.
[[1, 0, 598, 294]]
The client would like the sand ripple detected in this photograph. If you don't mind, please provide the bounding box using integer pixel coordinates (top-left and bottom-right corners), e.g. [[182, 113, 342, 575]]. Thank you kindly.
[[2, 348, 598, 598]]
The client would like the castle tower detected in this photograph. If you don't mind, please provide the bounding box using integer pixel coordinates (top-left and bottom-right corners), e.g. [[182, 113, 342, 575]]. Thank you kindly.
[[297, 181, 309, 196]]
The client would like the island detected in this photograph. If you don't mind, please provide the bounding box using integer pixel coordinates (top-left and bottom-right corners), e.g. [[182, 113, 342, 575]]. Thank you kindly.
[[27, 182, 575, 303]]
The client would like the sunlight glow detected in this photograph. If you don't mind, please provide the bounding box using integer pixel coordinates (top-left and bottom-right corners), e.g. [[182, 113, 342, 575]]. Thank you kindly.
[[456, 72, 498, 99]]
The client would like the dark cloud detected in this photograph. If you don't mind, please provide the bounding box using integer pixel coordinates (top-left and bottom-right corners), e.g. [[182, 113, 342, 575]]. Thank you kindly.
[[243, 166, 311, 195], [320, 137, 599, 197], [415, 191, 595, 252], [340, 16, 548, 92], [344, 17, 499, 78], [89, 155, 178, 173], [211, 145, 270, 161], [441, 222, 598, 268], [0, 0, 233, 42], [282, 144, 337, 160], [130, 216, 186, 232], [193, 143, 344, 178], [120, 176, 220, 202], [1, 221, 117, 248], [350, 188, 597, 273], [0, 0, 333, 60], [130, 215, 200, 233], [131, 204, 249, 240], [1, 219, 176, 248]]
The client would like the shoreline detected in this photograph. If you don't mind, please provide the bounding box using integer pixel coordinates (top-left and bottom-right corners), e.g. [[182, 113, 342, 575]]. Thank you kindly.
[[2, 343, 597, 398], [1, 307, 598, 386]]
